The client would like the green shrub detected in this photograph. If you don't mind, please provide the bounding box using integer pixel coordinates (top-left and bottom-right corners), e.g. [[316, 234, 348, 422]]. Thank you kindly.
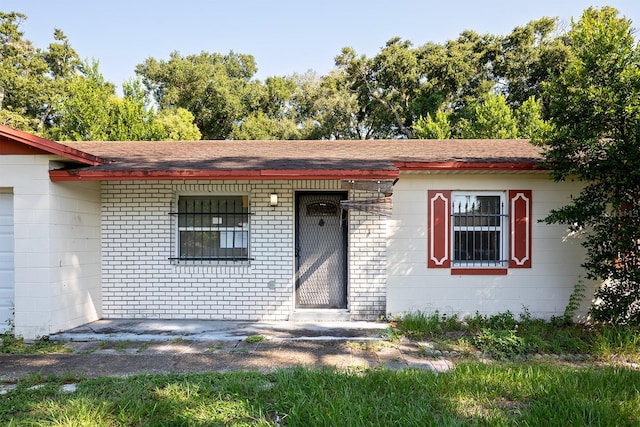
[[474, 327, 527, 359]]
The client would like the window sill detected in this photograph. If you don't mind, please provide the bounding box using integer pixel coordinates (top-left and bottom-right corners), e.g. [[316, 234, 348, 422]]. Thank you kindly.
[[170, 258, 252, 266], [451, 268, 508, 275]]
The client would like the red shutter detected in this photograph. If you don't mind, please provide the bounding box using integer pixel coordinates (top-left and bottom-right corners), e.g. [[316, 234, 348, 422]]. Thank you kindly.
[[427, 190, 451, 268], [509, 190, 532, 268]]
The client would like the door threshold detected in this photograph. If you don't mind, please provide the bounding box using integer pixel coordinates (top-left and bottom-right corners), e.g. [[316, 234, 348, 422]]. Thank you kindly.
[[289, 309, 351, 322]]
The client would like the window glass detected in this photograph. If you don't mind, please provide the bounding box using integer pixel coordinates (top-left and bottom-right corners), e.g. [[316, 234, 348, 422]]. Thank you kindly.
[[177, 196, 249, 260], [452, 193, 505, 266]]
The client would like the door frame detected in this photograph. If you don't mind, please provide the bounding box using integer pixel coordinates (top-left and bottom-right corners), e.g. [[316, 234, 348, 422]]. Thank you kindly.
[[294, 191, 348, 309]]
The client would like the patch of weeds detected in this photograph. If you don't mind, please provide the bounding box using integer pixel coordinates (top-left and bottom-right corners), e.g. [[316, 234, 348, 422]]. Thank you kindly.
[[395, 310, 462, 340], [592, 325, 640, 362], [451, 337, 477, 357], [0, 332, 68, 355], [390, 309, 640, 362], [381, 325, 402, 342], [206, 343, 224, 353], [430, 338, 457, 352], [136, 342, 151, 353], [346, 340, 385, 352], [474, 328, 526, 360], [171, 337, 186, 344], [417, 343, 433, 357], [245, 335, 265, 343], [465, 311, 489, 333], [488, 311, 519, 330], [113, 340, 131, 352]]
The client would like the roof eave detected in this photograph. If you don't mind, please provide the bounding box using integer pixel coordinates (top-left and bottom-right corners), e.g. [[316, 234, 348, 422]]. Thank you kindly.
[[49, 168, 401, 182], [0, 125, 105, 166], [395, 161, 546, 171]]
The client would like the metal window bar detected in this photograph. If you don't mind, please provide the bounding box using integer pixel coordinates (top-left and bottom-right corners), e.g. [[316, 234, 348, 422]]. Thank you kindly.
[[452, 196, 507, 267], [168, 196, 251, 261]]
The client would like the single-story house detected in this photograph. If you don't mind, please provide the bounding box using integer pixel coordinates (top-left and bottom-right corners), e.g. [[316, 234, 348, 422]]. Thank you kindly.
[[0, 124, 594, 339]]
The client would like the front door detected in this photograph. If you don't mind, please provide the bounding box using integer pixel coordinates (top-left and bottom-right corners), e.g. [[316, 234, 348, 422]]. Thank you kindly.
[[295, 193, 347, 308]]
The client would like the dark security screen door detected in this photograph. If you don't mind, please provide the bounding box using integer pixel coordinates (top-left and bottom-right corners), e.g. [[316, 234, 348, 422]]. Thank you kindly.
[[295, 193, 347, 308]]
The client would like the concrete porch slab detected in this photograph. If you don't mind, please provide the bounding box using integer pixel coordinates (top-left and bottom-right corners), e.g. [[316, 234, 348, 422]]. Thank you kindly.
[[50, 319, 391, 342]]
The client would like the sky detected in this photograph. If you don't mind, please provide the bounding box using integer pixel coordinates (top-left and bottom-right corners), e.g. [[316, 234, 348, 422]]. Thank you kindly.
[[3, 1, 639, 91]]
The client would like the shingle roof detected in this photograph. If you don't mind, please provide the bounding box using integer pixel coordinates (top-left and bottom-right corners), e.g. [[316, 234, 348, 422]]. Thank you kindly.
[[68, 138, 540, 168]]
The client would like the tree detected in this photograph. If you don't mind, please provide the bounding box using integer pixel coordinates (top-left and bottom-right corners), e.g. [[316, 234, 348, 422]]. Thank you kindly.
[[51, 66, 201, 141], [287, 70, 371, 140], [335, 38, 424, 138], [459, 93, 519, 139], [38, 28, 82, 131], [230, 111, 300, 140], [540, 6, 640, 324], [229, 75, 311, 140], [136, 51, 264, 139], [493, 17, 571, 108], [151, 108, 201, 141], [417, 30, 500, 119], [0, 12, 49, 131], [50, 61, 114, 140], [515, 96, 552, 139], [413, 110, 451, 139]]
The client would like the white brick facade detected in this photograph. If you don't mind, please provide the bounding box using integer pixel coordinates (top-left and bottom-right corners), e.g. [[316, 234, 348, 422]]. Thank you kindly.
[[348, 191, 387, 320], [101, 180, 387, 321]]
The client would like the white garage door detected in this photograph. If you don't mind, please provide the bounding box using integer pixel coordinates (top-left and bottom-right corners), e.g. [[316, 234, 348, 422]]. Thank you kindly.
[[0, 192, 14, 333]]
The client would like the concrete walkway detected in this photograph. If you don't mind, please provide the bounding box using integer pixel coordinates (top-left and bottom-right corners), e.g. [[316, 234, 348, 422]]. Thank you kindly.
[[50, 319, 391, 342], [0, 320, 454, 381]]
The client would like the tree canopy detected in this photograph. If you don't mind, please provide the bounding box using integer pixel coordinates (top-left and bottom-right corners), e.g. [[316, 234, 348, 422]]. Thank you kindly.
[[0, 6, 634, 145], [540, 6, 640, 324], [0, 12, 200, 141]]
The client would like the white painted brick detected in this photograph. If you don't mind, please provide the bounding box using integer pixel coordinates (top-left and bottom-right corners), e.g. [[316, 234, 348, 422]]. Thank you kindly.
[[101, 180, 387, 321]]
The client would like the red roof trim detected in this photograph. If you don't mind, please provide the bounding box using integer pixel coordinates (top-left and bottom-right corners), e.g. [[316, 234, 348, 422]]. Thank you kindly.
[[396, 161, 544, 171], [0, 125, 104, 166], [49, 169, 400, 182]]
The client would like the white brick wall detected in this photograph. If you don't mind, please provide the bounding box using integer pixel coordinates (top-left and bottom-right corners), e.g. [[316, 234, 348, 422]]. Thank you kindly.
[[101, 180, 388, 320], [347, 191, 387, 320]]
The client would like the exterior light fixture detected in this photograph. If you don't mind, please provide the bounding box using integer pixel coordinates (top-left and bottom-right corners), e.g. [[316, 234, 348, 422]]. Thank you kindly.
[[270, 192, 278, 207]]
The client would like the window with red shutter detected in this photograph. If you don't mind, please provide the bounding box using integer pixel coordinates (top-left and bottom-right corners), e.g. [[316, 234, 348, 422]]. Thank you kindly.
[[427, 189, 532, 274], [427, 190, 451, 268], [509, 190, 532, 268]]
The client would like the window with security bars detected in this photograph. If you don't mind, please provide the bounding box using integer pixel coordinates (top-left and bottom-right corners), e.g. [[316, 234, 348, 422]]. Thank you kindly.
[[452, 193, 507, 267], [172, 195, 250, 261]]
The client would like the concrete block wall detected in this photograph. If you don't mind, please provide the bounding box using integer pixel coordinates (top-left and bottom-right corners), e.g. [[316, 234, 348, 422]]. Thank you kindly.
[[101, 179, 388, 321], [386, 172, 597, 320], [48, 180, 102, 332], [0, 155, 101, 339]]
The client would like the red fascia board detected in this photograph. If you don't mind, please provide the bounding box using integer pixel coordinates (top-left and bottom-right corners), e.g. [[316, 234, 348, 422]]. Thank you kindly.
[[0, 125, 104, 166], [49, 168, 400, 182], [395, 161, 544, 171]]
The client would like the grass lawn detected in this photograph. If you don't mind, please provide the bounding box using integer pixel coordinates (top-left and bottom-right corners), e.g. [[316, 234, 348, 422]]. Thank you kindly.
[[1, 311, 639, 426], [0, 363, 638, 426]]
